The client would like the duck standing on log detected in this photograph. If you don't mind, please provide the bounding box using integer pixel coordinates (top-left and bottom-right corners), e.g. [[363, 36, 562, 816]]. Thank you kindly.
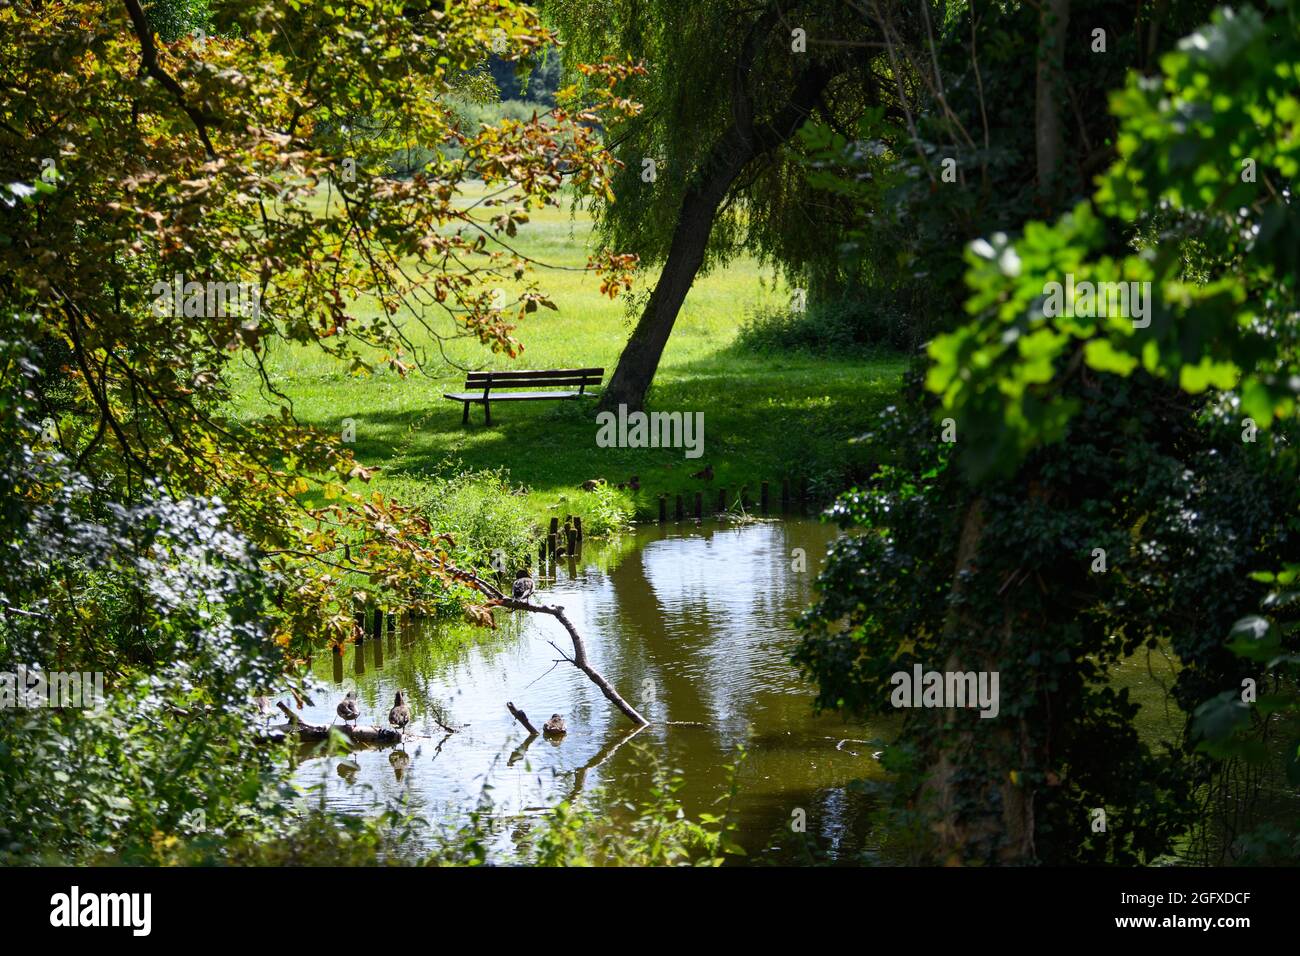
[[336, 690, 360, 732], [389, 689, 411, 739], [513, 568, 535, 603]]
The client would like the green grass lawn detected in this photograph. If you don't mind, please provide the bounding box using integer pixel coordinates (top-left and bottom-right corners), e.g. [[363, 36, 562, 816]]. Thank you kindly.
[[229, 183, 904, 526]]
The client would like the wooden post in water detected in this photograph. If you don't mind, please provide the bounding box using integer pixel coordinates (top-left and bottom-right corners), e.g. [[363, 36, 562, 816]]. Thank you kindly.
[[386, 611, 395, 634], [761, 481, 770, 515], [547, 532, 557, 562], [371, 608, 382, 642], [353, 610, 366, 643], [549, 516, 560, 538], [694, 491, 702, 520], [781, 478, 791, 513], [674, 494, 683, 522], [658, 494, 667, 524], [573, 516, 583, 542], [718, 488, 727, 514], [741, 485, 750, 511], [566, 526, 577, 554]]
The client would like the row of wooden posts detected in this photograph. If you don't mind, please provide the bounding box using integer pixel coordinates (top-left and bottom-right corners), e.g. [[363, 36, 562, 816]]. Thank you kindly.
[[540, 515, 583, 566], [657, 478, 809, 523], [350, 608, 397, 644]]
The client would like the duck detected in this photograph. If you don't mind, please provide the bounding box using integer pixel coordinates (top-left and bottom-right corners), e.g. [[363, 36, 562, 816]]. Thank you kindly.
[[542, 713, 567, 737], [513, 568, 535, 602], [388, 689, 411, 738], [336, 690, 360, 731]]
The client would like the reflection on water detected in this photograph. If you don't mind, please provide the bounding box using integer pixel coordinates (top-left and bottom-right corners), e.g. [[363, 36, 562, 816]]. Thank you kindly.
[[293, 518, 884, 862]]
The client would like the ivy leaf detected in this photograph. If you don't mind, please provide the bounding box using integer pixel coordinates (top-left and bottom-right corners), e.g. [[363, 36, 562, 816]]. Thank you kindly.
[[1190, 691, 1251, 748]]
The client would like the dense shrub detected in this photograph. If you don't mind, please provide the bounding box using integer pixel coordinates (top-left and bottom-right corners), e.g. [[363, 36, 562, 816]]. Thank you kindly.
[[391, 468, 538, 576], [394, 100, 555, 170], [735, 292, 924, 357], [581, 482, 635, 537]]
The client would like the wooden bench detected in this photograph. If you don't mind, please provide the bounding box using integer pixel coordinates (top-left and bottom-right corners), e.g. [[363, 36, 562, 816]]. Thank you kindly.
[[444, 368, 603, 425]]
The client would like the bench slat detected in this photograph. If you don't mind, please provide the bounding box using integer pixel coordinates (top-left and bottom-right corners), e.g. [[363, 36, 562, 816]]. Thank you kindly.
[[464, 369, 602, 384], [462, 374, 603, 387], [445, 390, 590, 402]]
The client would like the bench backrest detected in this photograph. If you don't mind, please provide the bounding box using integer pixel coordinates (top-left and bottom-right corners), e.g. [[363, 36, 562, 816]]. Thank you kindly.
[[464, 368, 603, 392]]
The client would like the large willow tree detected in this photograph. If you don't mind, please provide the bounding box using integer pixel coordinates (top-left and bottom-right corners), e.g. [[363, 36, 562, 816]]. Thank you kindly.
[[543, 0, 893, 411]]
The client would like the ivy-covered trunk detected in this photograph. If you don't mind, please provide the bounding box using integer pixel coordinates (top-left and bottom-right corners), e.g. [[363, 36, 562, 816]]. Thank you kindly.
[[922, 498, 1043, 865], [917, 0, 1072, 863]]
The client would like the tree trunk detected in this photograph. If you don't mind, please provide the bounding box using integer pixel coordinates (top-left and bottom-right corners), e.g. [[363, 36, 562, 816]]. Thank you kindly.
[[598, 148, 755, 412], [923, 499, 1040, 865], [599, 63, 833, 413], [1034, 0, 1070, 200]]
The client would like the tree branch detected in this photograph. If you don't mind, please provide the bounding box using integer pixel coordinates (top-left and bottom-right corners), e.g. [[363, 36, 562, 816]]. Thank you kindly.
[[449, 565, 648, 726], [121, 0, 217, 157]]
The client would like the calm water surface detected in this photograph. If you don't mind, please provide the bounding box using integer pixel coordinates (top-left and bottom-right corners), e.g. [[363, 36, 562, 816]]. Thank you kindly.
[[292, 517, 884, 861]]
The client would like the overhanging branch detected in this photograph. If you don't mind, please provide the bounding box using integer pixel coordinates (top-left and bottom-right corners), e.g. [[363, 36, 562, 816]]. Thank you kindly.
[[122, 0, 217, 158], [449, 566, 648, 726]]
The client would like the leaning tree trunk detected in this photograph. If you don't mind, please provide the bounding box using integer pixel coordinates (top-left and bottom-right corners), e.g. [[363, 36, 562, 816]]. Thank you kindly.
[[598, 146, 754, 413], [599, 63, 833, 414]]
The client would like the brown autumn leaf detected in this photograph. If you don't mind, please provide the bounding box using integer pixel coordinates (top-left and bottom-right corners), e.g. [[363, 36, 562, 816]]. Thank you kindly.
[[464, 604, 497, 630]]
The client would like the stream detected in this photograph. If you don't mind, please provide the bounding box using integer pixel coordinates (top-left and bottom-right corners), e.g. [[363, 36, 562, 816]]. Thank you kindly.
[[292, 517, 885, 862]]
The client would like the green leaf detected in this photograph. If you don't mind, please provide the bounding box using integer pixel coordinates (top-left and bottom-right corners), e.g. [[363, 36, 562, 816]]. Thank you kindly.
[[1084, 339, 1139, 375]]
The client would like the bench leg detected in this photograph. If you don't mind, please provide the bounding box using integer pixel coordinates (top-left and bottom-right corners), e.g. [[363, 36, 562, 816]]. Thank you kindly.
[[484, 399, 491, 426], [462, 402, 469, 426]]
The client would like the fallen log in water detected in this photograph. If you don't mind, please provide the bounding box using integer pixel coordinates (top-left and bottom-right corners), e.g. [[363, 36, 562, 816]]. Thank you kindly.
[[274, 701, 403, 744]]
